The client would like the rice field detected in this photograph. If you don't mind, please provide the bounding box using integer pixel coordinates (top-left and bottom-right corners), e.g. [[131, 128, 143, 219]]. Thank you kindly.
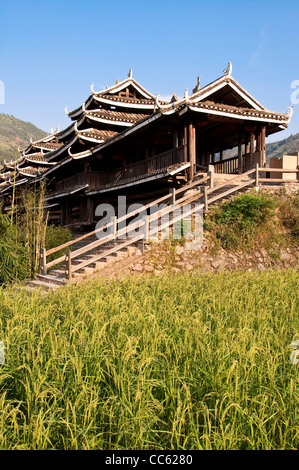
[[0, 268, 298, 450]]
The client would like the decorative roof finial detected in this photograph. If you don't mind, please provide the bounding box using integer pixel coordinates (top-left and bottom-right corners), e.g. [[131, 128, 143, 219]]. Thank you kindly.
[[91, 83, 95, 94], [184, 89, 189, 102], [116, 77, 119, 84], [192, 76, 200, 93], [51, 127, 54, 134], [223, 61, 232, 77], [65, 106, 69, 115], [128, 68, 133, 78]]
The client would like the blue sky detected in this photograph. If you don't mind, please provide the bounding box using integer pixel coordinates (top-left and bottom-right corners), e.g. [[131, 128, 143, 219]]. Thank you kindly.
[[0, 0, 299, 144]]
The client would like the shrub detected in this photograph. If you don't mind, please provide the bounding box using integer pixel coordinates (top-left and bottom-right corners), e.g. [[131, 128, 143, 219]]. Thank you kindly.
[[275, 194, 299, 242], [0, 213, 29, 284], [205, 193, 276, 250], [45, 224, 72, 262], [215, 193, 275, 228]]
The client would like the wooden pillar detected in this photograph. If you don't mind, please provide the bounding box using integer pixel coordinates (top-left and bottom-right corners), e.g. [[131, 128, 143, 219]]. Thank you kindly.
[[250, 132, 255, 169], [66, 250, 72, 282], [244, 135, 250, 172], [183, 123, 188, 163], [86, 196, 93, 225], [238, 133, 243, 174], [261, 125, 266, 167], [256, 127, 262, 167], [173, 129, 178, 149], [188, 122, 196, 180]]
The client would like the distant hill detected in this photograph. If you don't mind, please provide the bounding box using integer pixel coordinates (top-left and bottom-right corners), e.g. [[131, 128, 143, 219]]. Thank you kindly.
[[219, 132, 299, 163], [266, 132, 299, 162], [0, 114, 47, 164]]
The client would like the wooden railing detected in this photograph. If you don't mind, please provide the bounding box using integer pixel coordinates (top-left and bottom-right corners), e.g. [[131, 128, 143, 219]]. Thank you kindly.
[[213, 155, 239, 174], [256, 166, 299, 184], [55, 171, 105, 193], [40, 164, 298, 281], [110, 146, 185, 182], [40, 172, 210, 275], [212, 152, 263, 174]]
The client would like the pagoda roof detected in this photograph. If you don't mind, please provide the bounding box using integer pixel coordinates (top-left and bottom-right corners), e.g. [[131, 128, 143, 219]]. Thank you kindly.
[[24, 152, 57, 165], [187, 100, 289, 124], [93, 93, 156, 109], [17, 166, 48, 177], [188, 69, 265, 110], [84, 107, 148, 126], [76, 127, 118, 144], [33, 141, 64, 151], [67, 70, 161, 119], [93, 72, 157, 100]]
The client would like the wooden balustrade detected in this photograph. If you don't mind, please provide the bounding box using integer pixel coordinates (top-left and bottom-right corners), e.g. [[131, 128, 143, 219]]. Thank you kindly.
[[109, 146, 185, 182], [213, 155, 239, 174]]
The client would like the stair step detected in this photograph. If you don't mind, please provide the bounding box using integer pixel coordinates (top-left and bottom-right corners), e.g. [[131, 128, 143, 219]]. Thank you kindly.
[[37, 274, 67, 285], [28, 280, 59, 290], [49, 269, 66, 276]]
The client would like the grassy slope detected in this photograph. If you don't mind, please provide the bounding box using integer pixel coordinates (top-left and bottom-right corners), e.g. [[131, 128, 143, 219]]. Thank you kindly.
[[0, 114, 46, 164], [0, 269, 298, 450]]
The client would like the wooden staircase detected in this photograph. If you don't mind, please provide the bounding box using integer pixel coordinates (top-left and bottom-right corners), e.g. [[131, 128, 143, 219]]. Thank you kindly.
[[27, 166, 259, 290], [28, 238, 142, 290]]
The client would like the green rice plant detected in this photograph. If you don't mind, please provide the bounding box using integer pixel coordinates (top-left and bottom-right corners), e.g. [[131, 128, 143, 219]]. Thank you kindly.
[[0, 269, 298, 449]]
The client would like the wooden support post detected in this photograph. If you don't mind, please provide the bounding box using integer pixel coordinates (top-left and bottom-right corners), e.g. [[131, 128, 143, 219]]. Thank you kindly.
[[201, 185, 208, 212], [40, 247, 47, 275], [250, 132, 255, 169], [66, 250, 72, 282], [255, 163, 259, 188], [173, 129, 178, 149], [183, 123, 188, 163], [238, 133, 243, 174], [245, 137, 250, 172], [261, 125, 266, 167], [208, 165, 214, 189], [86, 197, 93, 225], [188, 122, 196, 180], [169, 187, 176, 205]]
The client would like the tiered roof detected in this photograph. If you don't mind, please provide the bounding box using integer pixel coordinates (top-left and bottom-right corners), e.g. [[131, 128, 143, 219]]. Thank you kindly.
[[0, 64, 292, 195]]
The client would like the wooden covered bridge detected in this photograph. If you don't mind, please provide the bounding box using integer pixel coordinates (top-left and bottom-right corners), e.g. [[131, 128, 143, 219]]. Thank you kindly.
[[0, 62, 295, 230]]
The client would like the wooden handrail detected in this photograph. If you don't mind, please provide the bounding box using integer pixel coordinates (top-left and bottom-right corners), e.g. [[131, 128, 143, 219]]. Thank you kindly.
[[259, 168, 299, 173], [45, 176, 209, 258], [41, 164, 298, 276]]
